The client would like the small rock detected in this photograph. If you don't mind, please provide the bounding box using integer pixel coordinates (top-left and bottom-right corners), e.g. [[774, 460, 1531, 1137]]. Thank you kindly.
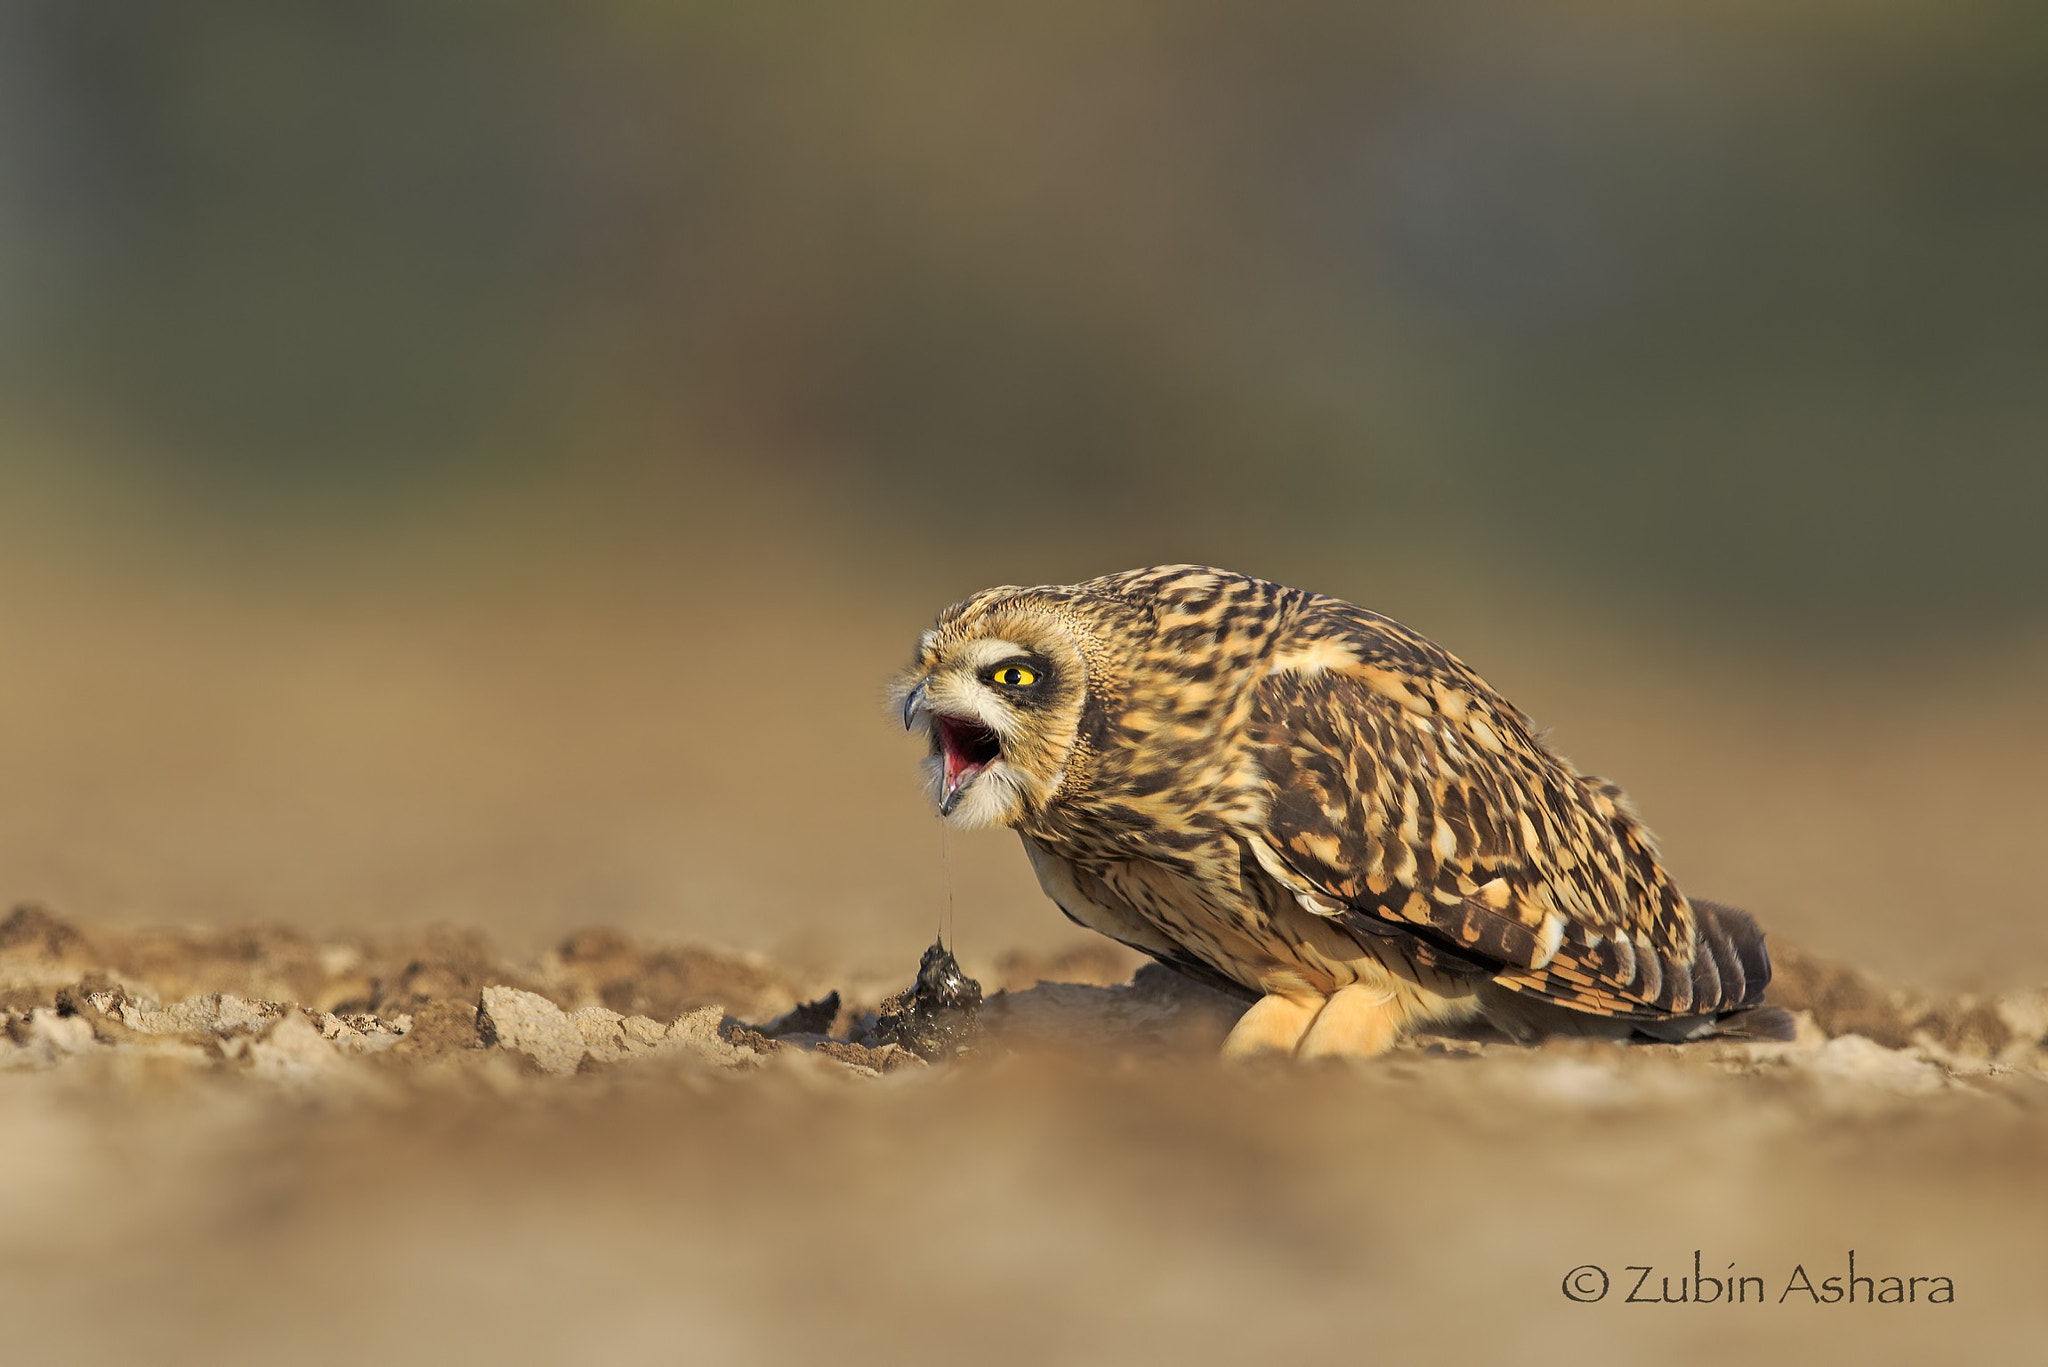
[[314, 1012, 407, 1055], [122, 993, 283, 1037], [249, 1010, 345, 1084], [621, 1015, 670, 1050], [571, 1006, 630, 1064], [662, 1005, 757, 1068], [217, 994, 276, 1031], [477, 985, 585, 1075]]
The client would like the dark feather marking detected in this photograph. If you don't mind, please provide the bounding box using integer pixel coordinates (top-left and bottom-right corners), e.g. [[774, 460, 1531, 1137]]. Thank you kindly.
[[1077, 692, 1112, 753], [1123, 769, 1173, 798]]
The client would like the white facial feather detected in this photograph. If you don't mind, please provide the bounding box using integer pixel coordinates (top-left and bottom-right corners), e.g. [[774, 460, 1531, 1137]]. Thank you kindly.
[[921, 751, 1033, 829]]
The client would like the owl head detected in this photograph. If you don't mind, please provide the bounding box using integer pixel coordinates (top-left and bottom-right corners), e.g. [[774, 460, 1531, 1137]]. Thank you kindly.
[[894, 585, 1134, 830]]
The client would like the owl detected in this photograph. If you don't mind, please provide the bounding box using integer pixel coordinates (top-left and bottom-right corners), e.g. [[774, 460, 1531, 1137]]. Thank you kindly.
[[895, 565, 1787, 1059]]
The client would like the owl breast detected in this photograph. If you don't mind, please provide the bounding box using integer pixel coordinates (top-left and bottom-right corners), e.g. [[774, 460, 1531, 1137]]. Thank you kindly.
[[1023, 831, 1477, 1009]]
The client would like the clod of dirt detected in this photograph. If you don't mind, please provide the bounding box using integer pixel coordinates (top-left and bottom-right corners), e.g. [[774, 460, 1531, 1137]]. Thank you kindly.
[[754, 992, 842, 1040], [477, 984, 765, 1075], [6, 1007, 97, 1064], [1768, 945, 2015, 1059], [249, 1010, 348, 1085], [0, 904, 85, 959], [982, 960, 1248, 1054], [861, 941, 983, 1062], [477, 986, 594, 1076], [812, 1039, 920, 1073], [122, 992, 281, 1038], [390, 999, 484, 1060], [544, 928, 797, 1024]]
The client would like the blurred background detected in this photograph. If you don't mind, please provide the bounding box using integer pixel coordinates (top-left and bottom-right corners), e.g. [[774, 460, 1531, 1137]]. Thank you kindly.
[[0, 0, 2043, 985]]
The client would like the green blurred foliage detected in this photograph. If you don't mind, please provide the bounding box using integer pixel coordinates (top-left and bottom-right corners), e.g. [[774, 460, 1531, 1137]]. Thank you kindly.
[[2, 0, 2043, 634]]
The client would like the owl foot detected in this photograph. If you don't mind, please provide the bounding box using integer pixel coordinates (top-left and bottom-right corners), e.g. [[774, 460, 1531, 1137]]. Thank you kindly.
[[1295, 983, 1402, 1060], [1220, 985, 1406, 1062], [1218, 993, 1321, 1062]]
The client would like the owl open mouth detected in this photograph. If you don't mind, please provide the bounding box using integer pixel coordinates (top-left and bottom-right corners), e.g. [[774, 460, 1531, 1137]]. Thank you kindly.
[[936, 714, 1003, 812]]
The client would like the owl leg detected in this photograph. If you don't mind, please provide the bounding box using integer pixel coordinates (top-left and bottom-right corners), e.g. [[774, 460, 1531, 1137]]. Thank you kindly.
[[1219, 993, 1323, 1061], [1295, 983, 1403, 1060]]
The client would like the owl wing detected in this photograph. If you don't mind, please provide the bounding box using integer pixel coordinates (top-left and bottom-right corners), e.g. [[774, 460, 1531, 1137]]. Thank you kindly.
[[1237, 606, 1769, 1020]]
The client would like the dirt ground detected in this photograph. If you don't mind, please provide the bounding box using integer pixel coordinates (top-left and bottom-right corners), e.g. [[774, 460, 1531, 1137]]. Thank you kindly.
[[2, 901, 2043, 1366], [1, 530, 2045, 1365]]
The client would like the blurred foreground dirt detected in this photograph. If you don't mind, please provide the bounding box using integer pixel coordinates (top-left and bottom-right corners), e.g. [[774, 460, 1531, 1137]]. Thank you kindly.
[[2, 903, 2044, 1366]]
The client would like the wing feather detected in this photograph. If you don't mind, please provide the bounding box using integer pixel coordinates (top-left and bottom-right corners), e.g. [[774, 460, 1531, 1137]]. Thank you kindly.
[[1240, 599, 1768, 1020]]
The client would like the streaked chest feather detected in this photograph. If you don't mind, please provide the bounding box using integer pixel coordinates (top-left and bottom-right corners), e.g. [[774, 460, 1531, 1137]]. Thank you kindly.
[[1071, 846, 1430, 998]]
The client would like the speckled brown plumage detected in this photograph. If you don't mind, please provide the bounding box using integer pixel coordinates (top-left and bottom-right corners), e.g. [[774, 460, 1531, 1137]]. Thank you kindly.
[[896, 565, 1783, 1057]]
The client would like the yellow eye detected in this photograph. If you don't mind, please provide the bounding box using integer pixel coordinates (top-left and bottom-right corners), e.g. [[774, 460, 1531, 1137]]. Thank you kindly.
[[991, 665, 1038, 688]]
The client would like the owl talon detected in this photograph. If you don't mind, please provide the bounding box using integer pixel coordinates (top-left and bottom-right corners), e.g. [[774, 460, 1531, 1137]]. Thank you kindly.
[[1219, 993, 1322, 1062]]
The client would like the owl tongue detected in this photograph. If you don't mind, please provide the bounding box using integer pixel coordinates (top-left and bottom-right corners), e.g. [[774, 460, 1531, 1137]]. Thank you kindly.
[[938, 715, 1002, 806]]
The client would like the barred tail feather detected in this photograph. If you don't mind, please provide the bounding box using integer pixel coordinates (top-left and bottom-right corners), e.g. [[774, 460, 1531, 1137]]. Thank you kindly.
[[1688, 898, 1773, 1013], [1487, 895, 1779, 1030], [1643, 898, 1791, 1042]]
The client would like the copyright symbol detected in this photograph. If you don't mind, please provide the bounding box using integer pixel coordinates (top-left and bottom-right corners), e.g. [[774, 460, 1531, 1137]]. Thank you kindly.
[[1562, 1265, 1609, 1302]]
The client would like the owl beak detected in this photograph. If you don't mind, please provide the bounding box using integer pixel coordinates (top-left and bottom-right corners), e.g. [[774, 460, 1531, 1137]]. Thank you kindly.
[[938, 775, 967, 816], [901, 680, 929, 731]]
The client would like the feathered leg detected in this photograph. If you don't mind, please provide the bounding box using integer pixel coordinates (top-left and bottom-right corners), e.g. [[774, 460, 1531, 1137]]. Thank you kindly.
[[1296, 983, 1404, 1059], [1219, 993, 1322, 1061]]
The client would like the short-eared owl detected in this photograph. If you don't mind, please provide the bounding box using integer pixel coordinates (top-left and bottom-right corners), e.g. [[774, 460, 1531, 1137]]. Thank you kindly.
[[896, 565, 1785, 1059]]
